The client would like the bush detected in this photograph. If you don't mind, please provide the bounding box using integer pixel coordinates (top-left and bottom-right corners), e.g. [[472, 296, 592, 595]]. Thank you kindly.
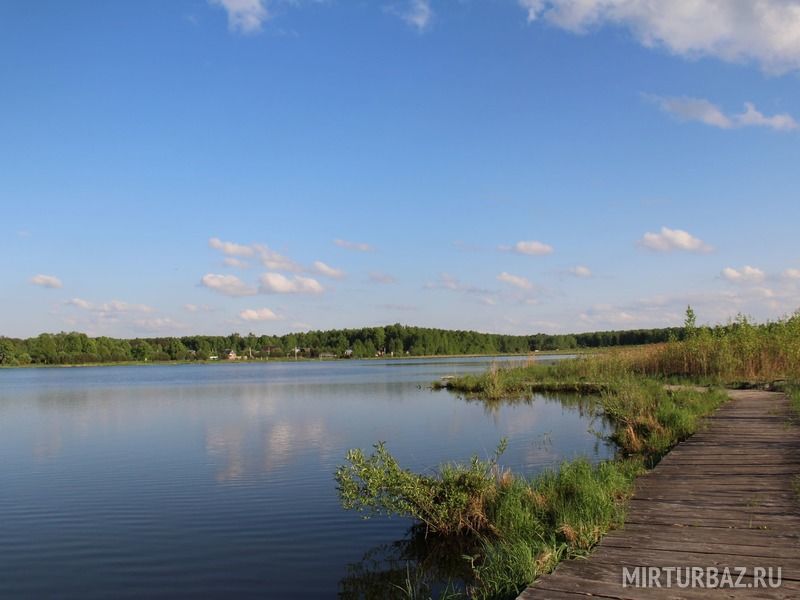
[[335, 441, 507, 535]]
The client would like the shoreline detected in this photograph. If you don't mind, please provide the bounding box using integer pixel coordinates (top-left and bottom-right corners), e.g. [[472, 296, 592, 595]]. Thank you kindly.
[[0, 350, 588, 371]]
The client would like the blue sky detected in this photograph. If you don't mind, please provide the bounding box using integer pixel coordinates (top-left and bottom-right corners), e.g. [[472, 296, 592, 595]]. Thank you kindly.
[[2, 0, 800, 337]]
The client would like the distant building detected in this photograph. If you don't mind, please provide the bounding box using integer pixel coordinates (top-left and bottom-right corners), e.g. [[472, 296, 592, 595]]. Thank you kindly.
[[222, 349, 237, 360]]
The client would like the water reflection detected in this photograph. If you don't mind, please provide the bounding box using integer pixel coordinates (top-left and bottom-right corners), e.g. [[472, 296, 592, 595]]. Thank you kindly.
[[339, 526, 475, 600], [204, 416, 337, 482], [337, 393, 614, 599], [0, 359, 611, 599]]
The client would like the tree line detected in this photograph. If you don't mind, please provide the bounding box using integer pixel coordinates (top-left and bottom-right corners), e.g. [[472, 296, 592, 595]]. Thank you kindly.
[[0, 324, 687, 366]]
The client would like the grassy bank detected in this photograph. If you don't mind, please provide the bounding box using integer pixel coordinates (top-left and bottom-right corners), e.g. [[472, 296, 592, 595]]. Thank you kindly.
[[336, 380, 727, 599], [438, 313, 800, 399], [337, 311, 799, 598]]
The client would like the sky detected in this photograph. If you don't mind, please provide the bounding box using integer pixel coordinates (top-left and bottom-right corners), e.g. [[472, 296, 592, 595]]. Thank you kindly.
[[2, 0, 800, 338]]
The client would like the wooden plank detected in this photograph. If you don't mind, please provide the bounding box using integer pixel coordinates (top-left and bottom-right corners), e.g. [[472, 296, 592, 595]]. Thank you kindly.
[[604, 524, 800, 544], [519, 390, 800, 599]]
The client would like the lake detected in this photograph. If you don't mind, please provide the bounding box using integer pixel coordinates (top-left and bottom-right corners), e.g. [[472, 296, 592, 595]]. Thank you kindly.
[[0, 357, 613, 598]]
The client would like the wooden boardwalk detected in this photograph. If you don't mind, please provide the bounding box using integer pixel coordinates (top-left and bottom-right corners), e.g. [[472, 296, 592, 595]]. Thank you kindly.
[[519, 390, 800, 599]]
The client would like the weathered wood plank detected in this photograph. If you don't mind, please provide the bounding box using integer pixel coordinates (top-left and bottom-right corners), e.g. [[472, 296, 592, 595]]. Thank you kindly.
[[519, 390, 800, 599]]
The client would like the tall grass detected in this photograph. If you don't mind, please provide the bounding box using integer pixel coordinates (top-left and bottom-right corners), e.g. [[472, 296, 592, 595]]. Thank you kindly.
[[337, 381, 727, 599], [619, 312, 800, 383], [441, 312, 800, 398], [338, 311, 797, 598]]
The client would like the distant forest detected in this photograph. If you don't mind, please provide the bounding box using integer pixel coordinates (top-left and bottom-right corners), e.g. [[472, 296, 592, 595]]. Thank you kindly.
[[0, 324, 689, 366]]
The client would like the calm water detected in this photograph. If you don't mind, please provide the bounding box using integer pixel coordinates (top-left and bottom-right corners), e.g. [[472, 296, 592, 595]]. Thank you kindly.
[[0, 357, 613, 598]]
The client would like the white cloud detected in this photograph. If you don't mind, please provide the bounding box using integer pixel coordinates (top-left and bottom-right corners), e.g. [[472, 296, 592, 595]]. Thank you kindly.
[[569, 265, 592, 278], [66, 298, 156, 319], [133, 317, 185, 332], [210, 0, 269, 35], [209, 237, 304, 272], [395, 0, 433, 32], [368, 271, 396, 284], [502, 240, 554, 255], [67, 298, 92, 310], [650, 96, 797, 131], [650, 96, 733, 129], [259, 273, 325, 294], [209, 237, 255, 257], [201, 273, 257, 296], [497, 272, 533, 290], [184, 303, 213, 312], [254, 244, 303, 272], [432, 273, 461, 290], [722, 265, 766, 284], [312, 260, 345, 279], [30, 274, 62, 289], [224, 257, 250, 268], [737, 102, 798, 131], [579, 304, 644, 326], [377, 303, 417, 311], [239, 307, 281, 321], [103, 300, 154, 313], [783, 268, 800, 280], [638, 226, 712, 253], [334, 238, 374, 252], [519, 0, 800, 74], [425, 273, 491, 295]]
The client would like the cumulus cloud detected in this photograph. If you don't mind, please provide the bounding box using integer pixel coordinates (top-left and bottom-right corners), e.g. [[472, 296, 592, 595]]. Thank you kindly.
[[65, 298, 155, 315], [569, 265, 592, 278], [223, 257, 250, 268], [638, 227, 712, 253], [67, 298, 92, 310], [501, 240, 554, 255], [334, 238, 374, 252], [312, 261, 345, 279], [239, 307, 280, 321], [579, 304, 642, 326], [201, 273, 257, 296], [184, 303, 214, 313], [393, 0, 433, 31], [209, 237, 303, 272], [209, 237, 256, 257], [649, 96, 733, 129], [737, 102, 798, 131], [30, 274, 62, 288], [650, 96, 798, 131], [425, 273, 491, 296], [133, 317, 185, 332], [254, 244, 303, 272], [722, 265, 766, 284], [784, 268, 800, 280], [377, 303, 417, 311], [210, 0, 269, 35], [368, 271, 396, 284], [497, 272, 533, 290], [519, 0, 800, 74], [259, 273, 324, 294]]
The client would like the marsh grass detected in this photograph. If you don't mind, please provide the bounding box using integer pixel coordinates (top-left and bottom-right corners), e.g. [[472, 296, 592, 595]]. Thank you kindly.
[[338, 311, 798, 599], [439, 312, 800, 398], [789, 387, 800, 421], [336, 379, 725, 599]]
